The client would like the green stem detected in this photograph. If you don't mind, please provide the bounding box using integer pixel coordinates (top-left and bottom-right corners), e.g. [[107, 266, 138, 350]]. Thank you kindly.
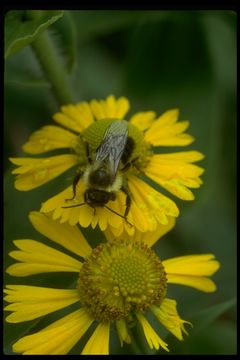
[[130, 322, 152, 355], [128, 336, 143, 355], [27, 11, 75, 105]]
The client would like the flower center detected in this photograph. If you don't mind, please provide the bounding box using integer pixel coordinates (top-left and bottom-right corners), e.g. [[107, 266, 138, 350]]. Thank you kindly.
[[77, 240, 167, 322]]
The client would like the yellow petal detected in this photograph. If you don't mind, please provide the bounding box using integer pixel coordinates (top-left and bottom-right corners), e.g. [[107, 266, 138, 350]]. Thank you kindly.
[[128, 176, 179, 230], [116, 319, 131, 346], [163, 254, 220, 292], [98, 208, 108, 231], [90, 95, 129, 120], [22, 126, 79, 154], [163, 254, 220, 276], [43, 174, 178, 235], [144, 153, 204, 200], [29, 212, 92, 259], [136, 313, 169, 352], [154, 151, 205, 162], [166, 274, 217, 292], [12, 309, 93, 355], [137, 217, 176, 246], [129, 111, 156, 131], [81, 322, 110, 355], [104, 217, 176, 247], [144, 109, 194, 146], [41, 185, 75, 213], [108, 223, 127, 237], [151, 298, 191, 341], [128, 199, 152, 232], [4, 285, 79, 322], [7, 239, 82, 276], [40, 173, 177, 236], [103, 194, 123, 229], [154, 179, 195, 200], [53, 102, 94, 133], [9, 154, 78, 190], [41, 182, 128, 235]]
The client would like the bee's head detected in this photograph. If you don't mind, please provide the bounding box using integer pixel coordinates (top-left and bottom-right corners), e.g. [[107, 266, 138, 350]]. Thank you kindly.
[[84, 188, 115, 206]]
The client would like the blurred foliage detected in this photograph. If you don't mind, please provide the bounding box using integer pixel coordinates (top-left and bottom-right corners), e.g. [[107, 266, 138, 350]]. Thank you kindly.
[[4, 10, 236, 354], [4, 10, 63, 59], [50, 11, 77, 73]]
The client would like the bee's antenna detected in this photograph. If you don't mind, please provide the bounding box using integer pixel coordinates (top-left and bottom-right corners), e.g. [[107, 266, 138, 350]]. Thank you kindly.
[[62, 203, 133, 227], [62, 203, 85, 209], [104, 205, 133, 227]]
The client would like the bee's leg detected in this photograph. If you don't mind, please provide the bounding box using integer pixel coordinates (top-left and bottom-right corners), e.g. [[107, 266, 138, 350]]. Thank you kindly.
[[121, 157, 139, 172], [121, 186, 131, 217], [85, 141, 92, 164], [66, 171, 83, 201], [121, 162, 131, 172]]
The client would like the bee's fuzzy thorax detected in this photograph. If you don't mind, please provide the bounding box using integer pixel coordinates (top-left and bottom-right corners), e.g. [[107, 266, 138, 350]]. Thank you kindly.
[[106, 173, 123, 193], [82, 164, 92, 185], [83, 164, 123, 193]]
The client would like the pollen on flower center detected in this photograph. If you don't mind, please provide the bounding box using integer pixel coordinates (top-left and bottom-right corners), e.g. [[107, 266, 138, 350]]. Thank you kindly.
[[77, 240, 167, 322]]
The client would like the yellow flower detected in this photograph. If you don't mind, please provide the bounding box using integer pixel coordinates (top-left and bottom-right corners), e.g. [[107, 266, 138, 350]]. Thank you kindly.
[[4, 212, 220, 355], [10, 95, 204, 235]]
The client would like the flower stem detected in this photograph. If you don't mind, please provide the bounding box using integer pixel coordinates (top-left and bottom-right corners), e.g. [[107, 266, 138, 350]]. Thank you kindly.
[[130, 323, 152, 355], [128, 335, 143, 355], [27, 10, 75, 105]]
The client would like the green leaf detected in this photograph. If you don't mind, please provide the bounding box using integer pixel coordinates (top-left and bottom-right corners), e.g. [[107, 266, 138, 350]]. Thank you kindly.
[[4, 10, 64, 59], [189, 298, 236, 335], [189, 321, 237, 354], [50, 11, 77, 73], [166, 321, 236, 355]]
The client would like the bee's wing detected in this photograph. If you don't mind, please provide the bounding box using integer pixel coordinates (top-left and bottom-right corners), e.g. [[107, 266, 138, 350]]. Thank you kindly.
[[95, 120, 128, 175]]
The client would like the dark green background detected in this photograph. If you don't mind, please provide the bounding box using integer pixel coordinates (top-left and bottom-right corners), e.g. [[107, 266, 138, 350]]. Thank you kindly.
[[4, 10, 236, 354]]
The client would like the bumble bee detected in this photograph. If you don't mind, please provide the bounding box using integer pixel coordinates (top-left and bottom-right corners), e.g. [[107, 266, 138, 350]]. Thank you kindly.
[[63, 120, 135, 225]]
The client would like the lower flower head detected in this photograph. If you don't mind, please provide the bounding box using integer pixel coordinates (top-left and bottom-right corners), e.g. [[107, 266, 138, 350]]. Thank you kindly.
[[78, 240, 167, 321], [10, 95, 204, 236], [4, 212, 220, 355]]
